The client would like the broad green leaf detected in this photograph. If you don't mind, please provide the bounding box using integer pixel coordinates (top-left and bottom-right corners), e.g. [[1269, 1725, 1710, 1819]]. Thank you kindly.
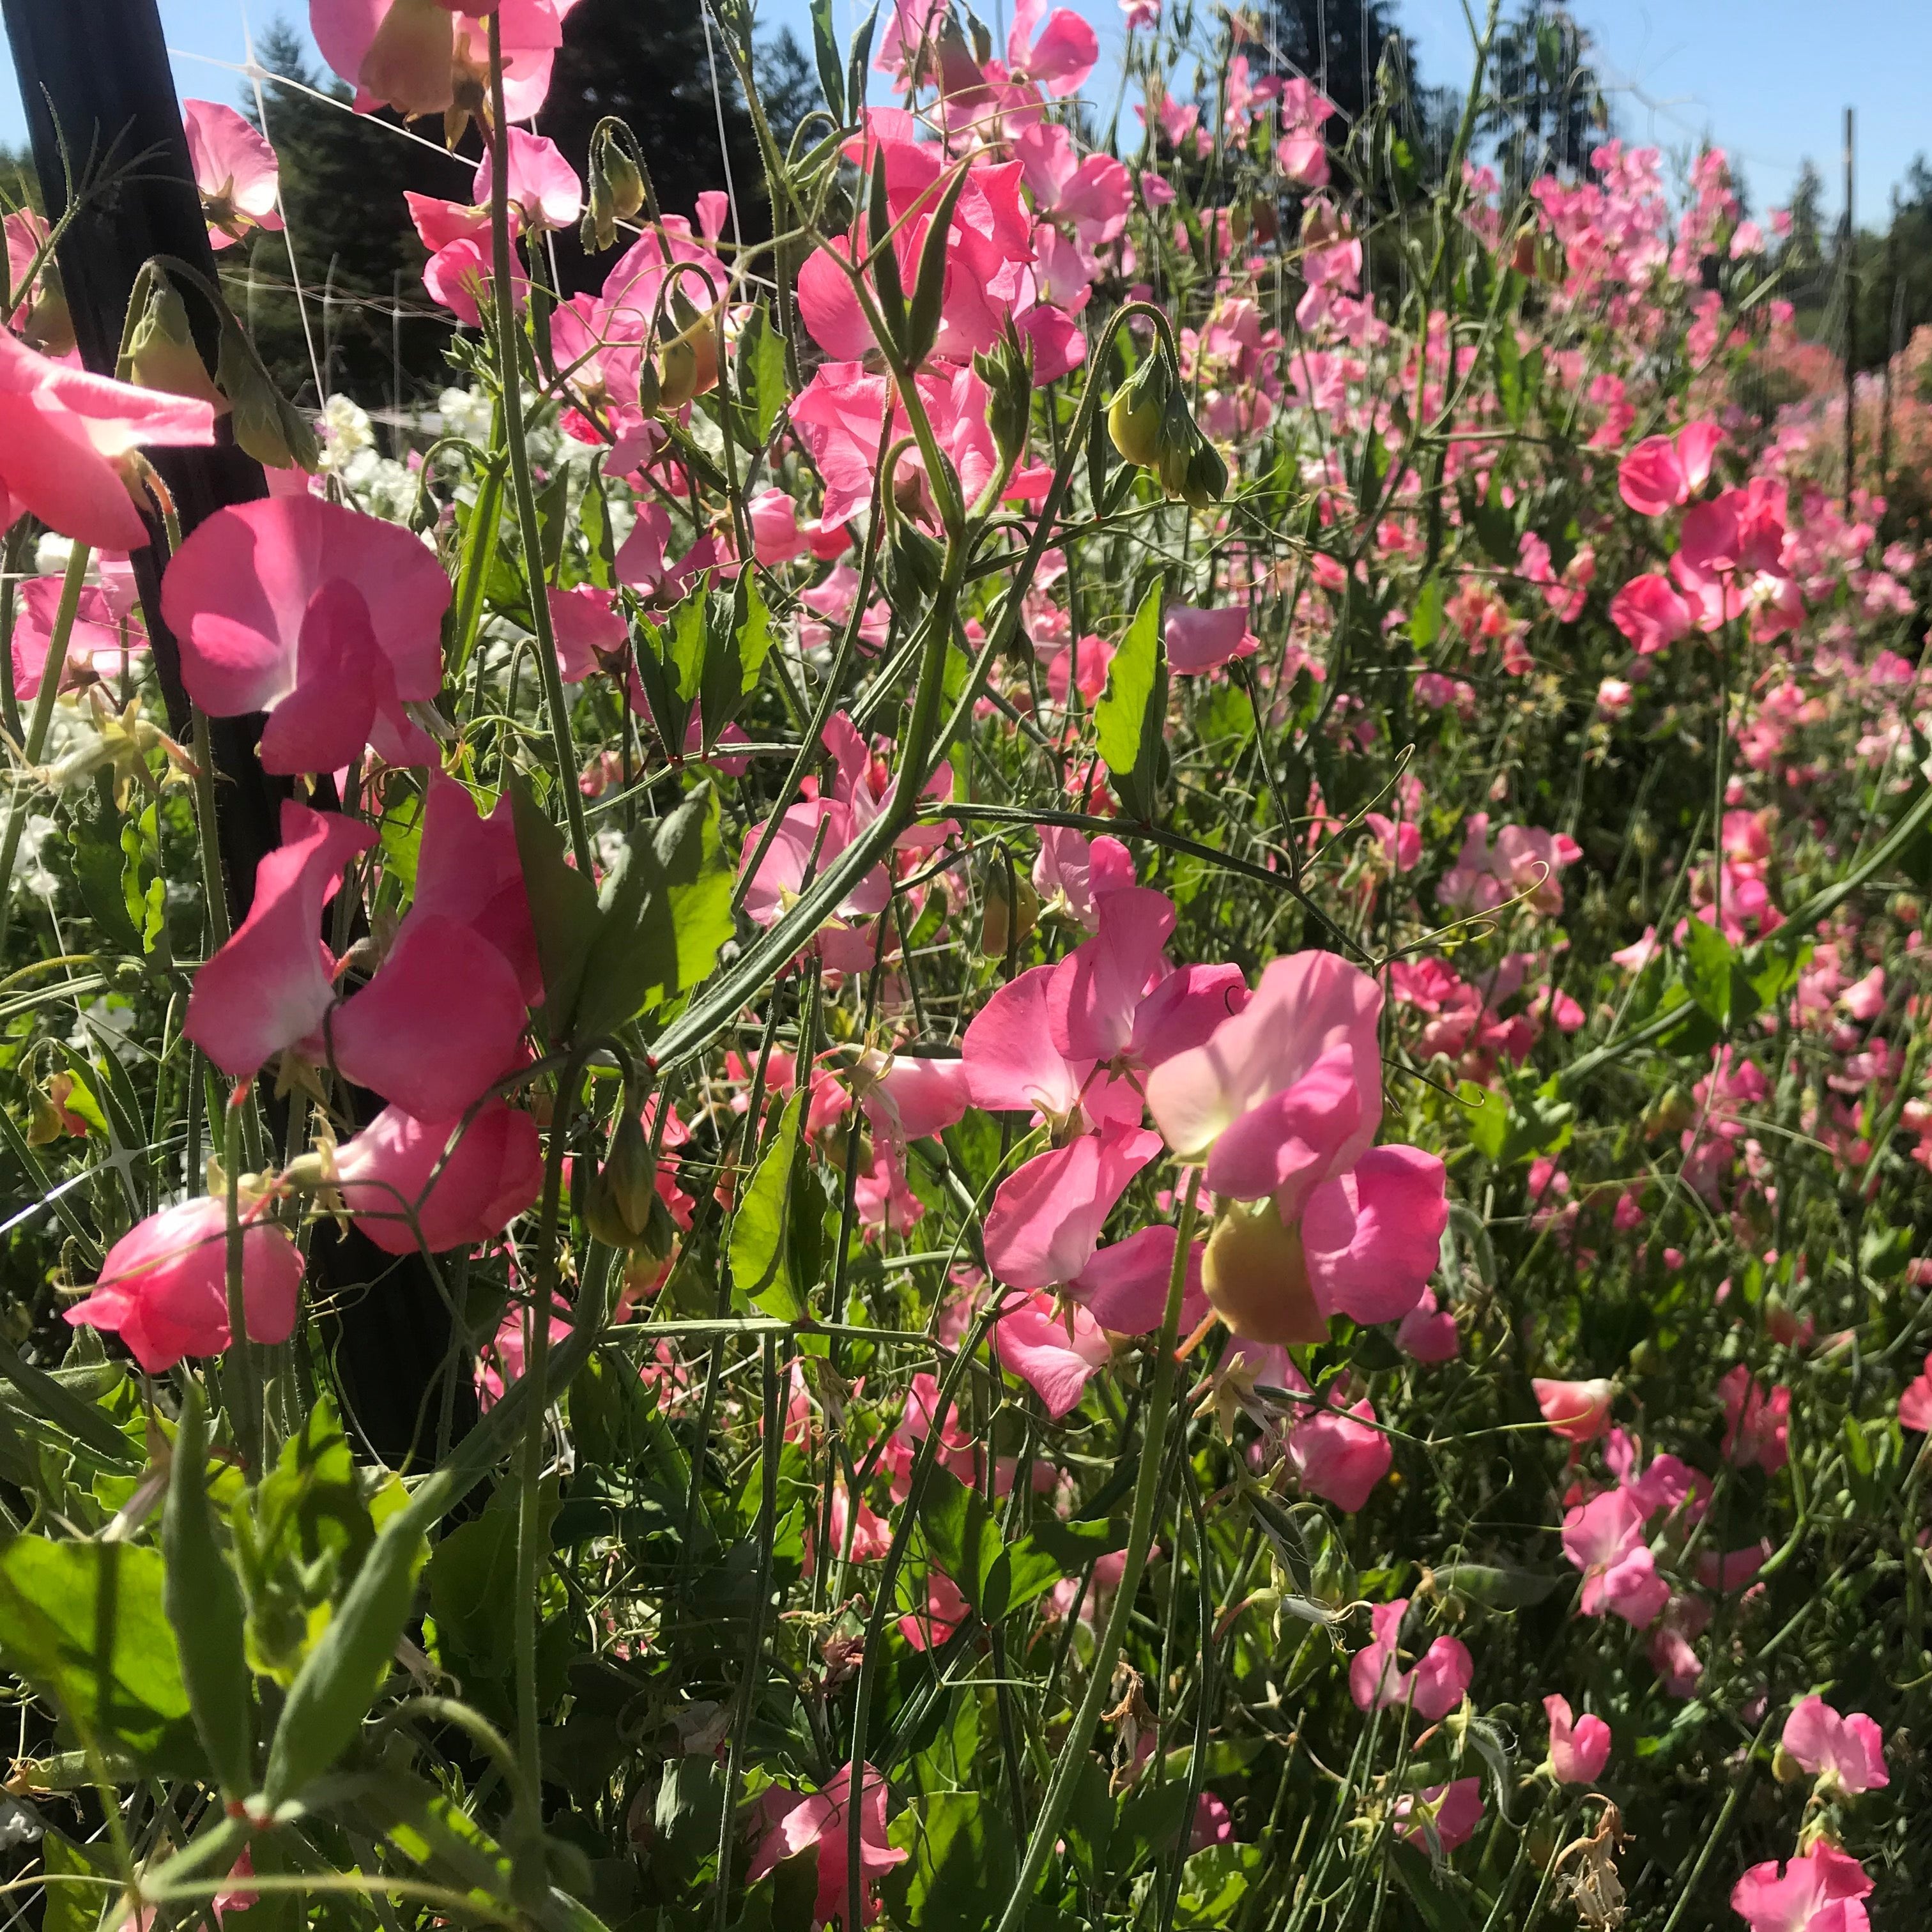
[[1113, 1779, 1194, 1874], [745, 303, 791, 443], [426, 1510, 519, 1677], [1431, 1561, 1563, 1609], [1095, 579, 1167, 821], [881, 1792, 1016, 1932], [1409, 574, 1444, 651], [511, 773, 601, 1040], [40, 1828, 118, 1932], [730, 1091, 810, 1319], [1388, 1842, 1481, 1930], [809, 0, 844, 120], [1683, 916, 1758, 1027], [0, 1537, 203, 1774], [919, 1464, 1063, 1625], [1176, 1843, 1265, 1928]]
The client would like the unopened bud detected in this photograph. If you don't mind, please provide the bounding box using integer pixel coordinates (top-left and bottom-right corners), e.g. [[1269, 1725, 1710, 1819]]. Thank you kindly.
[[581, 121, 646, 252], [1107, 351, 1171, 468], [583, 1104, 667, 1252], [979, 860, 1039, 958], [653, 289, 719, 412], [128, 279, 229, 413], [217, 327, 320, 472]]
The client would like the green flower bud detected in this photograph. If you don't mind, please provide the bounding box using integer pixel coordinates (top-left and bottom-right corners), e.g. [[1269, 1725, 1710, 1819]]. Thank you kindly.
[[217, 326, 320, 473], [1107, 352, 1171, 468], [1180, 433, 1230, 510], [128, 278, 229, 413], [583, 1105, 664, 1252]]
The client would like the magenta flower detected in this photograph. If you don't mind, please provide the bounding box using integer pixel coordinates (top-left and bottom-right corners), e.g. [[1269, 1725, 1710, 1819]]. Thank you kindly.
[[183, 801, 376, 1082], [1285, 1384, 1392, 1512], [1531, 1376, 1615, 1445], [332, 1099, 542, 1255], [1349, 1599, 1472, 1719], [1900, 1353, 1932, 1432], [0, 328, 217, 550], [182, 100, 283, 250], [310, 0, 569, 123], [1719, 1366, 1790, 1473], [1781, 1696, 1888, 1795], [65, 1197, 302, 1374], [1561, 1489, 1669, 1629], [1729, 1843, 1871, 1932], [1395, 1777, 1482, 1856], [1543, 1694, 1611, 1784], [1396, 1287, 1459, 1363], [746, 1762, 907, 1929], [471, 127, 581, 233], [994, 1289, 1114, 1417], [981, 1121, 1163, 1291], [1617, 420, 1721, 516], [1609, 571, 1693, 655], [161, 497, 451, 774], [1164, 602, 1257, 675]]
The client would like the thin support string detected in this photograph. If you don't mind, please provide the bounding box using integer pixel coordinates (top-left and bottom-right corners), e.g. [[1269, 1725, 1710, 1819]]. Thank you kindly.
[[235, 0, 326, 407], [699, 0, 747, 258]]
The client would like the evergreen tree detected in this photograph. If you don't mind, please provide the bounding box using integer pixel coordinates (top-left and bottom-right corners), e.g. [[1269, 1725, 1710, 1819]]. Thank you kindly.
[[1480, 1, 1609, 197]]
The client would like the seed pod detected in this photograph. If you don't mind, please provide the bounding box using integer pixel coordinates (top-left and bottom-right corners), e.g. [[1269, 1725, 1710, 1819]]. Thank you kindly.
[[979, 859, 1038, 958], [162, 1390, 254, 1798]]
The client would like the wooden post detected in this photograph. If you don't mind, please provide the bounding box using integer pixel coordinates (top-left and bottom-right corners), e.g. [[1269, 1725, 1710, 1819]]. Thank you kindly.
[[1, 0, 473, 1467]]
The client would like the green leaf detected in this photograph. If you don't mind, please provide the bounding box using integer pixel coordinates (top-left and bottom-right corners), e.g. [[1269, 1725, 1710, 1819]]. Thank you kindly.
[[749, 306, 791, 443], [0, 1537, 203, 1774], [1095, 579, 1167, 821], [730, 1091, 811, 1319], [535, 468, 571, 578], [73, 832, 142, 956], [880, 1792, 1015, 1932], [1388, 1842, 1480, 1930], [918, 1464, 1063, 1625], [1176, 1843, 1264, 1928], [40, 1828, 118, 1932], [1683, 916, 1759, 1028], [809, 0, 844, 121], [700, 573, 772, 751], [575, 786, 732, 1039], [162, 1392, 254, 1797], [1409, 574, 1444, 651], [1113, 1779, 1194, 1874], [867, 151, 907, 349], [511, 773, 601, 1041], [425, 1511, 520, 1678], [1431, 1562, 1563, 1609], [903, 161, 971, 367]]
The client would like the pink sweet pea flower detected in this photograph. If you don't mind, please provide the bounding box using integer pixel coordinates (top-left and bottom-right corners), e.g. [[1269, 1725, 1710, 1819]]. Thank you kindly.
[[310, 0, 567, 123], [1349, 1599, 1472, 1719], [1729, 1843, 1872, 1932], [1719, 1365, 1790, 1473], [547, 584, 626, 682], [160, 496, 451, 774], [1287, 1386, 1392, 1512], [1618, 420, 1721, 516], [329, 914, 530, 1121], [1609, 571, 1693, 654], [1543, 1694, 1611, 1784], [183, 801, 376, 1081], [1164, 603, 1256, 675], [1395, 1777, 1482, 1856], [471, 127, 581, 233], [12, 575, 147, 698], [1066, 1223, 1208, 1335], [897, 1568, 970, 1652], [65, 1197, 303, 1374], [1146, 953, 1448, 1341], [746, 1762, 907, 1929], [331, 1099, 543, 1255], [982, 1123, 1164, 1290], [1006, 0, 1099, 95], [1781, 1696, 1888, 1795], [182, 101, 284, 249], [1531, 1376, 1615, 1445], [0, 328, 217, 550], [994, 1289, 1114, 1416], [1561, 1488, 1669, 1628], [1396, 1287, 1459, 1362], [747, 486, 804, 567], [1899, 1353, 1932, 1432], [1032, 827, 1136, 931]]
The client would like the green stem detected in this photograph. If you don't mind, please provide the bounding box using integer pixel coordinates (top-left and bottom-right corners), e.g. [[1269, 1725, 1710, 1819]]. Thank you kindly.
[[991, 1183, 1200, 1932], [0, 541, 89, 956], [486, 19, 592, 878], [222, 1091, 262, 1475]]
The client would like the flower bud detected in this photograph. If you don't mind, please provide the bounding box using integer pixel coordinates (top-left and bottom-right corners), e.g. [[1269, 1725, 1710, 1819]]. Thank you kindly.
[[1201, 1199, 1327, 1346], [1107, 352, 1171, 468], [128, 279, 229, 413], [216, 328, 320, 472], [979, 860, 1039, 958], [1179, 434, 1230, 510], [973, 332, 1034, 468], [582, 1105, 664, 1252], [653, 288, 719, 412], [581, 121, 646, 252]]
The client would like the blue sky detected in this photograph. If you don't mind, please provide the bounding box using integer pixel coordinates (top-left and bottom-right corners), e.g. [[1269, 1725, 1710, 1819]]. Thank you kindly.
[[4, 2, 1928, 222]]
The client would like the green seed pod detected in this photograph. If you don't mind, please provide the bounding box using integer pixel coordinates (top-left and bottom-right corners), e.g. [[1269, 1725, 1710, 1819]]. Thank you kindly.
[[583, 1104, 659, 1251], [162, 1389, 254, 1798]]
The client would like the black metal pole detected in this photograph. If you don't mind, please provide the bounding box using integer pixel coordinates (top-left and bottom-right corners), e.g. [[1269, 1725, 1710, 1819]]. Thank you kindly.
[[3, 0, 474, 1468]]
